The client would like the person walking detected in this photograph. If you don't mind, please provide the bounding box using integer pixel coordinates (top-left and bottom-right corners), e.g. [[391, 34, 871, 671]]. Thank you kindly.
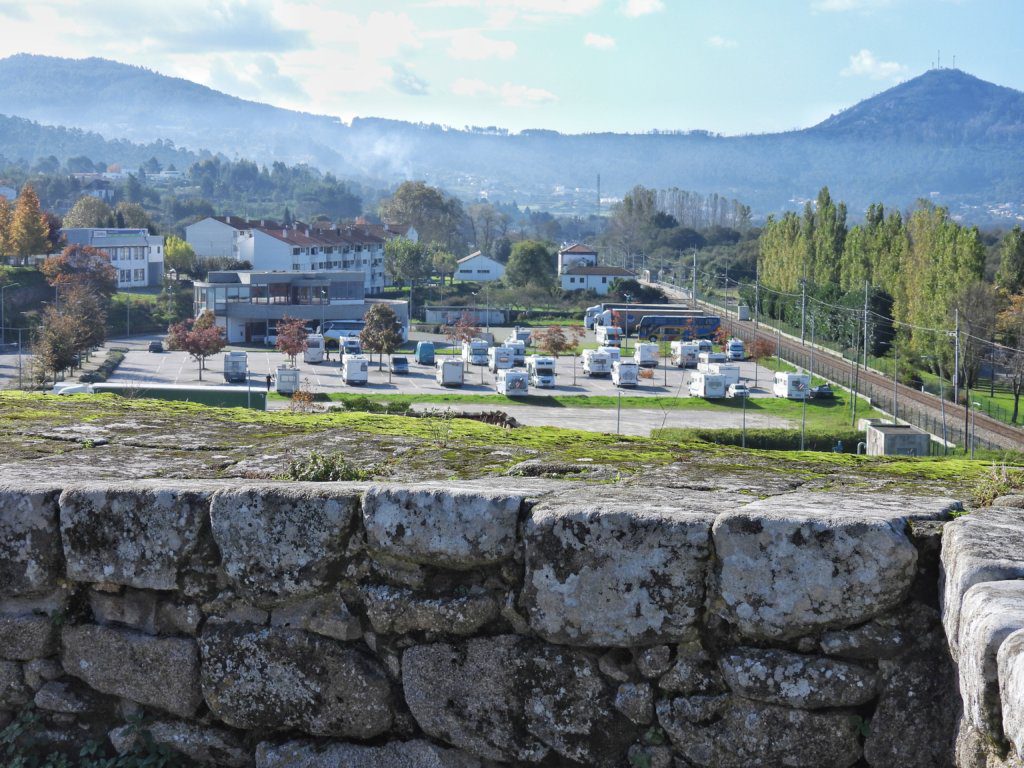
[[265, 373, 272, 391]]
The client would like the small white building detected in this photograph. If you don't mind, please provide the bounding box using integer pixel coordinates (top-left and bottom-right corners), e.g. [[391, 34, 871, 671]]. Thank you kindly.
[[455, 251, 505, 283], [561, 265, 634, 295], [60, 228, 165, 289], [185, 216, 270, 261], [557, 243, 598, 274]]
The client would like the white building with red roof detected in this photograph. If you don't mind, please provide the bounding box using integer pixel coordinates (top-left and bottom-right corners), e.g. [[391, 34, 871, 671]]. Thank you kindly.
[[557, 243, 598, 274]]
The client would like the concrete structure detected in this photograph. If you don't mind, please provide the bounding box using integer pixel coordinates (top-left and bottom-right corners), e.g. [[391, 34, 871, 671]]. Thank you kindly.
[[193, 270, 408, 345], [61, 228, 165, 289], [866, 422, 932, 456], [455, 251, 505, 283], [557, 243, 598, 274], [561, 265, 634, 295], [424, 306, 507, 326]]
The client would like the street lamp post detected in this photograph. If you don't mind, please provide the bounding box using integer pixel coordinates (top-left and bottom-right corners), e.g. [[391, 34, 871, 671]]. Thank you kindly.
[[1, 282, 19, 346], [971, 400, 980, 459]]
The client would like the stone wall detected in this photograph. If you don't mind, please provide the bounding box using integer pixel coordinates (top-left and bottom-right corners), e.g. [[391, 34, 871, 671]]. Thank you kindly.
[[0, 478, 1019, 767]]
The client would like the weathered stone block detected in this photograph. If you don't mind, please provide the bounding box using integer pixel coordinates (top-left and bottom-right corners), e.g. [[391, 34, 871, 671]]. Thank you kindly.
[[210, 485, 359, 601], [60, 484, 210, 590], [712, 493, 954, 640], [864, 651, 959, 768], [615, 682, 654, 725], [199, 624, 393, 738], [719, 647, 878, 708], [657, 695, 863, 768], [362, 584, 498, 636], [999, 628, 1024, 760], [0, 613, 57, 660], [941, 507, 1024, 657], [362, 486, 523, 568], [0, 485, 62, 597], [89, 588, 158, 634], [34, 680, 113, 716], [522, 503, 714, 646], [958, 580, 1024, 741], [0, 661, 30, 708], [270, 596, 362, 641], [255, 740, 483, 768], [61, 624, 202, 717], [110, 720, 250, 767], [402, 635, 635, 765], [658, 643, 724, 696]]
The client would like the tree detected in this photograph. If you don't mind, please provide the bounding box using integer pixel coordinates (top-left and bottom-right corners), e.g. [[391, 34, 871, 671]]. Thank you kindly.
[[384, 238, 431, 287], [33, 306, 79, 385], [164, 235, 198, 276], [996, 227, 1024, 296], [0, 197, 11, 257], [490, 236, 512, 264], [11, 185, 50, 259], [360, 303, 404, 380], [63, 196, 114, 228], [166, 310, 225, 381], [432, 249, 458, 287], [114, 202, 154, 232], [443, 311, 481, 346], [504, 240, 554, 289], [41, 245, 118, 300], [379, 181, 465, 250], [61, 284, 108, 358], [275, 315, 309, 365], [533, 325, 584, 358], [997, 293, 1024, 423]]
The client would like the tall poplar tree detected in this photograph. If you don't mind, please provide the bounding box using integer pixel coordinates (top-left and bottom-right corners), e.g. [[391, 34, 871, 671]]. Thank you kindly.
[[11, 185, 50, 259]]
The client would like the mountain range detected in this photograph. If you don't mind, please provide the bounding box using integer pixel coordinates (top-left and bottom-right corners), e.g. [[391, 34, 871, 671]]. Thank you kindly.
[[0, 54, 1022, 220]]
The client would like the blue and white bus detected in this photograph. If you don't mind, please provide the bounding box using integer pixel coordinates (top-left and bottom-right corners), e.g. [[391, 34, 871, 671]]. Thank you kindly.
[[636, 314, 721, 342]]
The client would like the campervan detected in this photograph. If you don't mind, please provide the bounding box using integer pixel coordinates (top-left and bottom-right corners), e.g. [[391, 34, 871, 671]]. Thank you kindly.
[[275, 366, 299, 395], [599, 345, 621, 364], [595, 325, 622, 348], [773, 371, 811, 400], [304, 334, 325, 364], [505, 327, 532, 346], [341, 338, 362, 358], [612, 360, 639, 388], [342, 354, 369, 385], [582, 349, 612, 377], [726, 338, 746, 361], [505, 339, 527, 366], [633, 342, 660, 368], [671, 341, 699, 368], [223, 351, 247, 383], [697, 351, 728, 371], [526, 355, 556, 388], [488, 346, 514, 373], [462, 338, 490, 366], [688, 372, 727, 399], [708, 364, 741, 386], [415, 341, 435, 365], [436, 359, 465, 387], [496, 369, 529, 396]]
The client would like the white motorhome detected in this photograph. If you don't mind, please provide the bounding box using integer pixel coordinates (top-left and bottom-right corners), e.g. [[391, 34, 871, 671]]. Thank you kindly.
[[505, 327, 532, 346], [582, 349, 612, 377], [599, 345, 621, 364], [697, 339, 714, 354], [612, 360, 639, 388], [697, 351, 728, 372], [773, 371, 811, 400], [688, 372, 727, 399], [496, 369, 529, 397], [342, 354, 369, 385], [726, 337, 746, 361], [341, 338, 362, 358], [527, 355, 556, 388], [504, 339, 527, 366], [462, 338, 490, 366], [436, 359, 465, 387], [488, 346, 514, 373], [275, 365, 299, 395], [595, 325, 622, 348], [708, 363, 741, 386], [633, 342, 660, 368], [223, 351, 247, 383], [671, 341, 699, 368], [304, 334, 325, 364]]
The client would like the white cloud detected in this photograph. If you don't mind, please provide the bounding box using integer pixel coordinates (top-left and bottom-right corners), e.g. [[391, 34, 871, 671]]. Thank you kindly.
[[584, 32, 616, 50], [622, 0, 664, 17], [812, 0, 892, 11], [841, 49, 907, 80], [421, 0, 600, 12], [707, 35, 737, 49], [446, 29, 516, 60], [450, 77, 557, 106]]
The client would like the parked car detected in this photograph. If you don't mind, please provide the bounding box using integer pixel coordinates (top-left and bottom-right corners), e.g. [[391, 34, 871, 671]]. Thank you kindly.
[[727, 382, 750, 399], [809, 384, 835, 399], [390, 356, 409, 375], [148, 340, 164, 353]]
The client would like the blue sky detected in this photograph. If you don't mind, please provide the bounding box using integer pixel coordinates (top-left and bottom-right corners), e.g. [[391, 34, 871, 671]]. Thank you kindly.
[[0, 0, 1020, 134]]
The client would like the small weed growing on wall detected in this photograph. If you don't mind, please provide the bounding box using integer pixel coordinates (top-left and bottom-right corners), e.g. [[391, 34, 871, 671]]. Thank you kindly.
[[282, 451, 376, 482]]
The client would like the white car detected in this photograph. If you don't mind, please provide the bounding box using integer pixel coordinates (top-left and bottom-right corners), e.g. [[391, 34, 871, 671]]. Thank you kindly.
[[727, 383, 750, 399]]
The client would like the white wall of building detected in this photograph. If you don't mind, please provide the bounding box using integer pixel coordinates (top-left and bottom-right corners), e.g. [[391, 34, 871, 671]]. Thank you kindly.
[[455, 253, 505, 283], [561, 273, 617, 295], [185, 218, 240, 260]]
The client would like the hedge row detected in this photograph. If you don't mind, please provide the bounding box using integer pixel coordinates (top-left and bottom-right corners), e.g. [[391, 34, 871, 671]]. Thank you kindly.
[[655, 427, 865, 453]]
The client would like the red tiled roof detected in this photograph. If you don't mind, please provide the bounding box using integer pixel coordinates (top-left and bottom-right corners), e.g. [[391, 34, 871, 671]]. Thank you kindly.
[[563, 265, 634, 277], [560, 243, 597, 255]]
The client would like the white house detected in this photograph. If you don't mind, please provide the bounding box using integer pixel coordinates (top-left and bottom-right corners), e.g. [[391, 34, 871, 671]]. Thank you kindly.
[[560, 265, 634, 295], [557, 243, 598, 274], [455, 251, 505, 282], [61, 228, 165, 289], [185, 216, 271, 261]]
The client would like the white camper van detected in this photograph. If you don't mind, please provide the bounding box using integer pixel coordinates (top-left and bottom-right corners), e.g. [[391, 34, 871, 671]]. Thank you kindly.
[[726, 337, 746, 361], [595, 325, 622, 348], [697, 351, 728, 371], [671, 341, 699, 368], [582, 349, 612, 377], [275, 366, 299, 395], [633, 342, 660, 368], [773, 371, 811, 400], [688, 372, 727, 399], [462, 338, 490, 366], [526, 355, 556, 388], [599, 345, 621, 364], [504, 339, 527, 366], [708, 363, 741, 386], [496, 369, 529, 397], [223, 351, 247, 383], [436, 359, 465, 388], [304, 334, 325, 364], [488, 346, 514, 373], [342, 354, 369, 385], [612, 360, 639, 388]]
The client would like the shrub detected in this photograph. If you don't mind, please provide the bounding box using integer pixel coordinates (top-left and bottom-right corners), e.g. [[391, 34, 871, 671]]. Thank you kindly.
[[655, 427, 864, 452], [78, 349, 126, 383], [283, 451, 374, 482]]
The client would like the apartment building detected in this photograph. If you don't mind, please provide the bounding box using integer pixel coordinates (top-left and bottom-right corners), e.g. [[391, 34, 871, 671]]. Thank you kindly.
[[61, 227, 165, 289]]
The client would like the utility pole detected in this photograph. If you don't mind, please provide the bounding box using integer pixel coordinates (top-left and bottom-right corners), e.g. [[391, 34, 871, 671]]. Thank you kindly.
[[800, 278, 807, 345], [691, 249, 697, 304], [863, 280, 869, 372], [953, 309, 960, 406], [754, 267, 760, 329], [1, 282, 20, 347], [892, 336, 898, 422]]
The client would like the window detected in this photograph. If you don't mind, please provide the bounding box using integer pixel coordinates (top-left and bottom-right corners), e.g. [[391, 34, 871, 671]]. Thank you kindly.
[[602, 277, 608, 284], [134, 269, 145, 282], [119, 270, 131, 283], [292, 247, 300, 256]]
